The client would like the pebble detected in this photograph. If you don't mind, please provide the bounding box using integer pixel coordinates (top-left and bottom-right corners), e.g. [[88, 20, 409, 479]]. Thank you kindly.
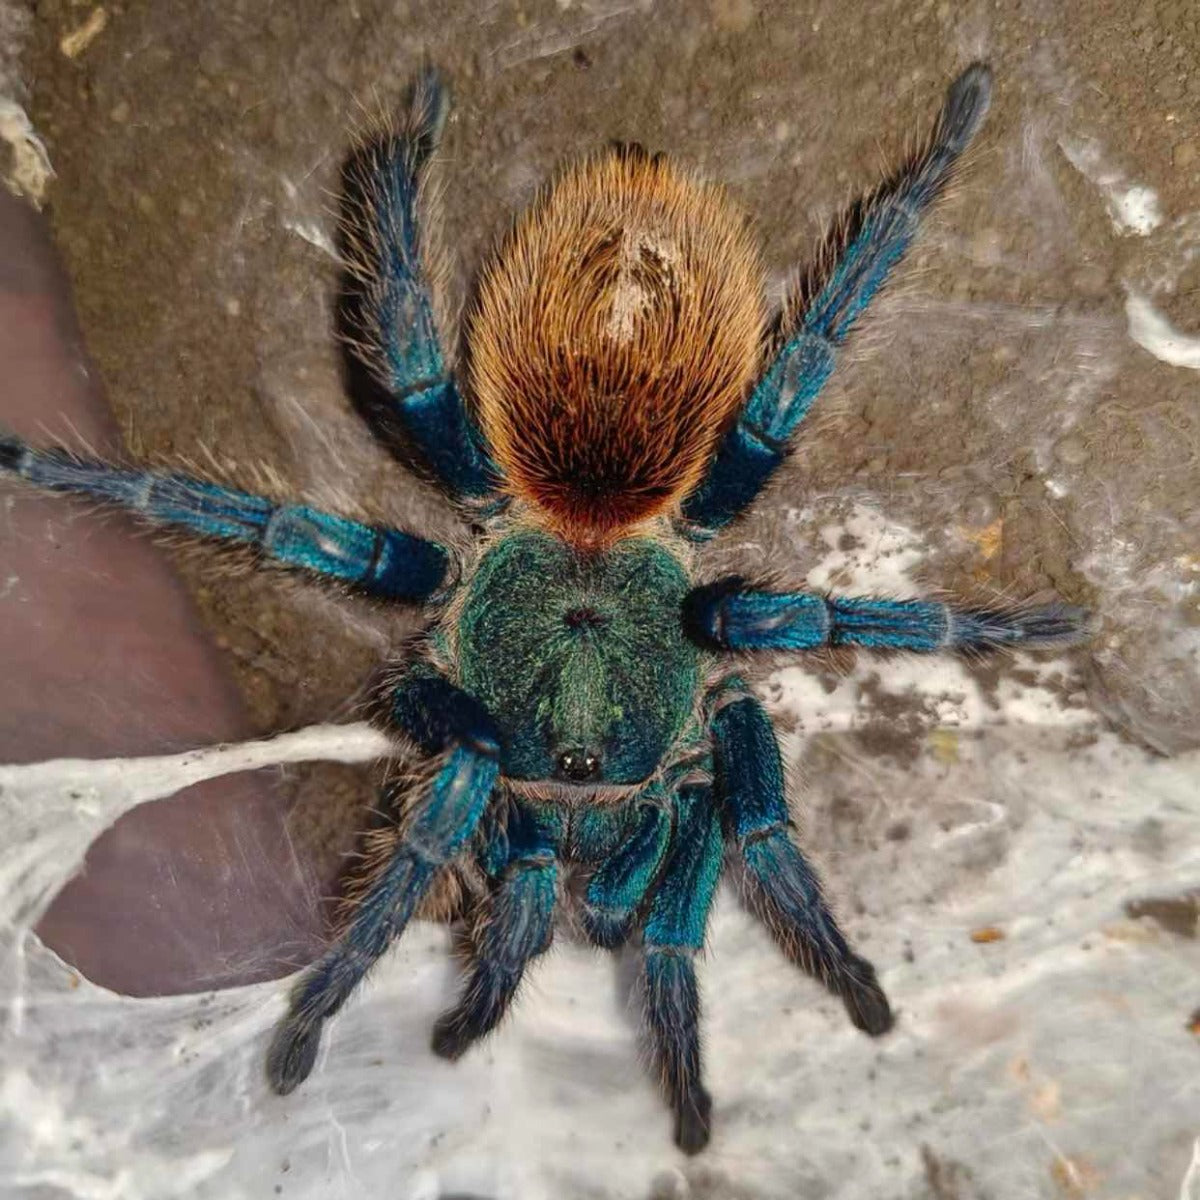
[[60, 6, 108, 59]]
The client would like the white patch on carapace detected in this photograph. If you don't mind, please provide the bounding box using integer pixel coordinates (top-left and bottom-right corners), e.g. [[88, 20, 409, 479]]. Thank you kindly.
[[605, 227, 677, 344]]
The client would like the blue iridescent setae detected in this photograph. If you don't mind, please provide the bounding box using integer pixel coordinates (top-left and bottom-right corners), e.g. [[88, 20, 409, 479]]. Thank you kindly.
[[0, 63, 1089, 1153]]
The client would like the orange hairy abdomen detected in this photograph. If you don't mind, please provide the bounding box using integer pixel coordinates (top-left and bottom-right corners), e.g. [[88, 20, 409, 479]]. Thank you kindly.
[[469, 147, 765, 545]]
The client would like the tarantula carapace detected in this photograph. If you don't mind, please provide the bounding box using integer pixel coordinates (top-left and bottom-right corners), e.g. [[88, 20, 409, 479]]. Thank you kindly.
[[0, 62, 1087, 1152]]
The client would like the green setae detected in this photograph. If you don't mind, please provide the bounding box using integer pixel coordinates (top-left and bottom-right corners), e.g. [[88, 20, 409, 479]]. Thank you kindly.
[[456, 529, 700, 785]]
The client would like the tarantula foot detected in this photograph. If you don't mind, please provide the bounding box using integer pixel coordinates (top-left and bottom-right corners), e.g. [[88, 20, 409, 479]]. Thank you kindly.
[[840, 956, 895, 1038], [580, 905, 630, 950], [674, 1086, 713, 1155], [430, 1014, 474, 1061], [940, 63, 993, 153], [266, 1014, 324, 1095]]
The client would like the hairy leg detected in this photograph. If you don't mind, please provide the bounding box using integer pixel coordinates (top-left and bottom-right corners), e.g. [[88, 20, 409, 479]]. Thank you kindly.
[[711, 689, 893, 1037], [581, 786, 673, 949], [686, 577, 1090, 653], [640, 785, 723, 1154], [681, 65, 992, 535], [431, 799, 560, 1059], [267, 672, 499, 1093], [340, 68, 495, 502], [0, 437, 450, 602]]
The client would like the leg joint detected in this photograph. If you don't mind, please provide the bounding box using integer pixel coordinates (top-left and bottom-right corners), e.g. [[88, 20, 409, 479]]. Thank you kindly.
[[644, 943, 698, 962], [739, 819, 791, 850]]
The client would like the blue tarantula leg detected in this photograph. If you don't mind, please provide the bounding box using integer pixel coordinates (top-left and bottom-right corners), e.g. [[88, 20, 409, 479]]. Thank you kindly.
[[581, 787, 673, 949], [681, 65, 993, 536], [268, 673, 500, 1095], [686, 577, 1091, 653], [0, 436, 450, 601], [340, 68, 496, 502], [431, 800, 560, 1059], [641, 786, 724, 1155], [267, 747, 497, 1093], [712, 691, 893, 1037], [386, 664, 505, 758]]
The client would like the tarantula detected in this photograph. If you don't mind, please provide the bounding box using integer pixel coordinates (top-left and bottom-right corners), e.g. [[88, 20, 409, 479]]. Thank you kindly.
[[0, 62, 1087, 1152]]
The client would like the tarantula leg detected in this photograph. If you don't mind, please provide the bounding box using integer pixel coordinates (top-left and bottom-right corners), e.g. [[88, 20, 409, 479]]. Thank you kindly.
[[681, 64, 992, 536], [386, 664, 505, 758], [686, 578, 1091, 653], [267, 673, 500, 1095], [340, 67, 496, 502], [268, 745, 497, 1094], [581, 789, 673, 949], [431, 800, 560, 1059], [711, 691, 893, 1038], [640, 785, 723, 1155], [0, 436, 450, 602], [686, 576, 1089, 652]]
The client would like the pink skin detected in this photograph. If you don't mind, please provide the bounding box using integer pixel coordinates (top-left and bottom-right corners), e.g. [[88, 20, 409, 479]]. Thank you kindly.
[[0, 189, 325, 995]]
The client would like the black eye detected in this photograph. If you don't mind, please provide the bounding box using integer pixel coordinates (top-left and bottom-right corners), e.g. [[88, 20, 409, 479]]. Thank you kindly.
[[557, 749, 602, 782]]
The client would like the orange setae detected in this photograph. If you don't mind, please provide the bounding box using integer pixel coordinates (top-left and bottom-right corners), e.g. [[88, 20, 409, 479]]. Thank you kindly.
[[469, 146, 765, 545]]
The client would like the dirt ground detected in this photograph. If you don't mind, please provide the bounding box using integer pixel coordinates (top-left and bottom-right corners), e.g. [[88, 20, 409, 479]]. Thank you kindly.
[[4, 0, 1199, 901]]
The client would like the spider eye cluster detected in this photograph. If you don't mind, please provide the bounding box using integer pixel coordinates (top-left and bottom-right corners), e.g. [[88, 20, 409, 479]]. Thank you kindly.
[[556, 749, 602, 782]]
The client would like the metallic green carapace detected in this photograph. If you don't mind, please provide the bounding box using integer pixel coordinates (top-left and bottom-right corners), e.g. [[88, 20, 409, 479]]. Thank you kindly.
[[456, 529, 701, 785]]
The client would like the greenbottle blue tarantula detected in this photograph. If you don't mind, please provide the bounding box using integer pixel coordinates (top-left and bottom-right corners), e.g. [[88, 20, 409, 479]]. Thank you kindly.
[[0, 63, 1087, 1152]]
